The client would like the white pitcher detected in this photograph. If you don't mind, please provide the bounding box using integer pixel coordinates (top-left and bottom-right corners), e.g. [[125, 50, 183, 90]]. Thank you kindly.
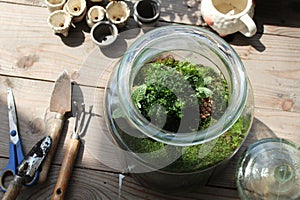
[[201, 0, 257, 37]]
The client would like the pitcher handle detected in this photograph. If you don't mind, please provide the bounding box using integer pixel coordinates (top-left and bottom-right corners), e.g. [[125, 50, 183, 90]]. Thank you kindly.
[[239, 14, 257, 37]]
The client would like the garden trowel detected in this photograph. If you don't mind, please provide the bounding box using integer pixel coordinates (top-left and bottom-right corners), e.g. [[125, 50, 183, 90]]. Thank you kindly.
[[38, 70, 71, 183]]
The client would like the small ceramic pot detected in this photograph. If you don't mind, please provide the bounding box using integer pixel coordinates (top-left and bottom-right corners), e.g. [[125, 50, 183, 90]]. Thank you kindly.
[[201, 0, 257, 37], [133, 0, 160, 27], [47, 10, 72, 37], [64, 0, 87, 23], [106, 1, 130, 28], [90, 0, 104, 2], [45, 0, 66, 12], [86, 6, 106, 28], [91, 21, 118, 47]]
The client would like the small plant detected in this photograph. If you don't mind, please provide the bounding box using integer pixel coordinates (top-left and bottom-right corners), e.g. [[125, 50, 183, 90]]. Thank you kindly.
[[131, 55, 228, 133], [113, 55, 250, 172]]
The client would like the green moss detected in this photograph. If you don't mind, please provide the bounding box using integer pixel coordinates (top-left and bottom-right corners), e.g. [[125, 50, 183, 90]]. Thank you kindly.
[[164, 117, 251, 172], [131, 56, 228, 132], [116, 116, 250, 172], [113, 56, 249, 172]]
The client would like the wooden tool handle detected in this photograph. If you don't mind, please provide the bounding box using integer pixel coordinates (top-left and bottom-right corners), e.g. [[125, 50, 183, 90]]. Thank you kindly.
[[38, 116, 64, 183], [51, 138, 80, 200], [2, 176, 24, 200]]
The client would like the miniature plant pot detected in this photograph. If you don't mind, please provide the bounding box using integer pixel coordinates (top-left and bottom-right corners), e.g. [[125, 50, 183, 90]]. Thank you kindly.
[[64, 0, 87, 23], [133, 0, 160, 27], [105, 1, 130, 28], [86, 6, 106, 28], [104, 25, 254, 191], [45, 0, 66, 12], [91, 21, 118, 47], [47, 10, 72, 37]]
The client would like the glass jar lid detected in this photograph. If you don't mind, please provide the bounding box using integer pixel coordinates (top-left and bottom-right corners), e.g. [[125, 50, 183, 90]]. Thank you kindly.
[[236, 138, 300, 200]]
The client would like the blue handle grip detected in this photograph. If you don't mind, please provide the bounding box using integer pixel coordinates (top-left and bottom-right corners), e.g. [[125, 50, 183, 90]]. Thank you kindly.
[[1, 140, 40, 190], [0, 142, 22, 192], [15, 139, 24, 166], [7, 142, 20, 174]]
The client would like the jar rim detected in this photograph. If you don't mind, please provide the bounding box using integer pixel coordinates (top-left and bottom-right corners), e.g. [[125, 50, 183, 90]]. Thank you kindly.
[[117, 25, 248, 146]]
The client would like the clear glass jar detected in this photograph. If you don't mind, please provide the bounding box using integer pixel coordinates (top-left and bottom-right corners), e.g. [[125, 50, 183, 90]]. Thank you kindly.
[[104, 25, 254, 191], [237, 138, 300, 200]]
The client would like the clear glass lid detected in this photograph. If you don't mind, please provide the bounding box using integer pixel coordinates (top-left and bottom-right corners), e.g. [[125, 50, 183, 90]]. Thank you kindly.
[[236, 138, 300, 200]]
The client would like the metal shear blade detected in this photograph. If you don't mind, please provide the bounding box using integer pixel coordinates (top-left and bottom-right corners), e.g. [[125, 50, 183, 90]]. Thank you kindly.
[[0, 88, 38, 192], [0, 89, 25, 192], [7, 88, 24, 162]]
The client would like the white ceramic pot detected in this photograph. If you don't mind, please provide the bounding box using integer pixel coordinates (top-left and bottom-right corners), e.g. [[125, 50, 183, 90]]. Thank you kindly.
[[91, 21, 118, 47], [133, 0, 160, 27], [45, 0, 66, 12], [201, 0, 257, 37], [106, 1, 130, 28], [86, 6, 106, 28], [64, 0, 87, 23], [47, 10, 72, 37]]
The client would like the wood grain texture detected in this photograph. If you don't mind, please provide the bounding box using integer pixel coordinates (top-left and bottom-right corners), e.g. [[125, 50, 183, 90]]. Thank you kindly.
[[0, 0, 299, 199], [1, 77, 300, 198], [0, 77, 116, 173], [51, 138, 80, 200], [1, 0, 299, 36], [1, 176, 24, 200], [38, 117, 65, 183], [0, 2, 298, 84], [0, 2, 299, 88], [0, 161, 240, 200], [1, 76, 300, 176]]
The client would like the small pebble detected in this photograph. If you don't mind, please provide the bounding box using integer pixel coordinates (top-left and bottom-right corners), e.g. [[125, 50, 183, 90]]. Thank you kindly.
[[186, 0, 196, 8]]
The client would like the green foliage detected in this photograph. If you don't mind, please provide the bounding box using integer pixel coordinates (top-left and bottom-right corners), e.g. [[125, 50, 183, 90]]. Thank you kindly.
[[130, 56, 228, 132], [163, 117, 250, 172], [112, 56, 248, 172], [131, 84, 147, 109], [115, 115, 250, 173]]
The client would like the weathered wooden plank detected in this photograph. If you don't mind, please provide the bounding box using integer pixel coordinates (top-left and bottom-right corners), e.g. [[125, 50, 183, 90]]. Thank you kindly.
[[227, 33, 300, 113], [208, 109, 300, 188], [0, 159, 240, 200], [0, 76, 118, 173], [0, 1, 143, 85], [0, 0, 298, 199], [0, 37, 300, 115], [2, 0, 299, 37], [1, 76, 300, 192], [255, 0, 300, 29], [1, 3, 299, 114], [0, 7, 299, 68], [261, 26, 300, 38], [0, 0, 45, 6], [247, 60, 300, 112]]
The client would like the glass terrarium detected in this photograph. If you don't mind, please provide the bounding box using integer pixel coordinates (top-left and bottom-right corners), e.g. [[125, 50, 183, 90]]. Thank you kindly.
[[237, 138, 300, 200], [104, 25, 254, 191]]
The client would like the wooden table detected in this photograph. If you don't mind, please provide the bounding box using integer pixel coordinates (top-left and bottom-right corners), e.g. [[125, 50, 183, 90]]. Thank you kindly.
[[0, 0, 299, 199]]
